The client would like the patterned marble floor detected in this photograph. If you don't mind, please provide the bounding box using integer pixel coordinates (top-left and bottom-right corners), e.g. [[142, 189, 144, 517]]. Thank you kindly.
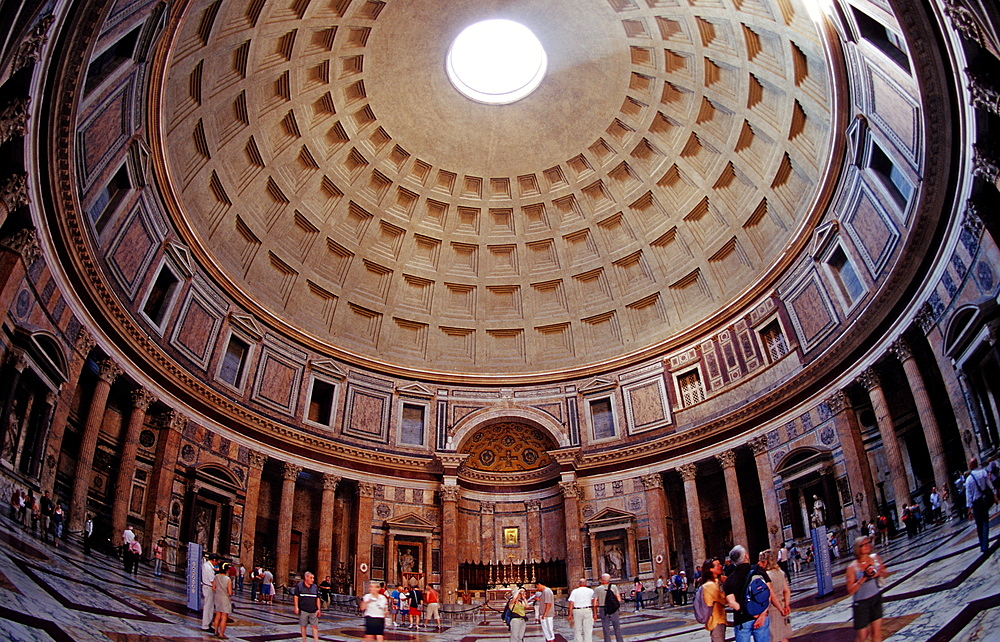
[[0, 511, 996, 642]]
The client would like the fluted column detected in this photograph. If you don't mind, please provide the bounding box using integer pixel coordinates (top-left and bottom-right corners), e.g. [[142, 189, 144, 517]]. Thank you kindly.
[[355, 482, 375, 596], [69, 359, 122, 533], [826, 391, 877, 526], [640, 473, 671, 580], [275, 462, 302, 586], [240, 450, 267, 566], [715, 451, 747, 548], [317, 473, 341, 580], [441, 484, 460, 602], [678, 463, 705, 566], [859, 367, 911, 511], [41, 329, 95, 496], [111, 388, 156, 536], [748, 437, 782, 546], [891, 338, 950, 493], [559, 480, 585, 583]]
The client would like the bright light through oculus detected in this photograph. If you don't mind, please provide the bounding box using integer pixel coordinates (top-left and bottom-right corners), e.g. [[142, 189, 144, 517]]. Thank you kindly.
[[446, 20, 547, 104]]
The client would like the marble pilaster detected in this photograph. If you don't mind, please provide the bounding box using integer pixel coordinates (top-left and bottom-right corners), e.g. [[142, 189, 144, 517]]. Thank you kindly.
[[355, 482, 375, 596], [640, 473, 671, 580], [440, 484, 460, 602], [239, 450, 267, 566], [559, 480, 585, 583], [142, 413, 184, 555], [826, 391, 877, 526]]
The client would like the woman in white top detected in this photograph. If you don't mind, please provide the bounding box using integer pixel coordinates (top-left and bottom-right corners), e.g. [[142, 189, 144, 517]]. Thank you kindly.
[[362, 581, 388, 641]]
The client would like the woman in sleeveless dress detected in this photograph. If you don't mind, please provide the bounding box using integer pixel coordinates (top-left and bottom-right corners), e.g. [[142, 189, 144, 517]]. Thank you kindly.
[[765, 551, 792, 642], [213, 564, 234, 639]]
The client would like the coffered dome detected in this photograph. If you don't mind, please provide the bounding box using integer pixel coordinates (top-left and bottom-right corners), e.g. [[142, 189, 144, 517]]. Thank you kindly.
[[156, 0, 838, 376]]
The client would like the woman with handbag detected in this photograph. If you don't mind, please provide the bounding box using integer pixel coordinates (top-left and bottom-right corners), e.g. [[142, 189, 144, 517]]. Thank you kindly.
[[846, 536, 888, 642]]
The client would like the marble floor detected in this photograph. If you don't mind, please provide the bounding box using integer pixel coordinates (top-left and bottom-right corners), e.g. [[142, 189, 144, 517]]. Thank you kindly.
[[0, 511, 997, 642]]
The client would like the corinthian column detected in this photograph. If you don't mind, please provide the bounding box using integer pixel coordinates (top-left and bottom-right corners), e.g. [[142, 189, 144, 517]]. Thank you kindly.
[[240, 450, 267, 566], [890, 338, 950, 493], [559, 480, 585, 583], [826, 391, 877, 526], [69, 359, 122, 533], [317, 473, 341, 581], [858, 367, 911, 511], [355, 482, 375, 596], [640, 473, 671, 579], [748, 436, 782, 546], [440, 484, 460, 602], [678, 463, 705, 565], [111, 388, 157, 536], [275, 462, 302, 586], [715, 451, 747, 548]]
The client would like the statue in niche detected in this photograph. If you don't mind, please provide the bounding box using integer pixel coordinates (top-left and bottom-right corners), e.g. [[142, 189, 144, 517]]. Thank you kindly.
[[604, 544, 624, 578], [399, 547, 415, 574], [811, 494, 827, 529], [194, 508, 211, 549]]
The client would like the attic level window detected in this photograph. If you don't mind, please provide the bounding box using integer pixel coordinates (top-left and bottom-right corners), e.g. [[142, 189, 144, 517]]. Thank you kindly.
[[589, 397, 616, 439], [852, 8, 909, 72], [869, 143, 913, 206], [89, 163, 131, 233], [678, 370, 705, 407], [218, 335, 249, 387], [828, 247, 864, 304], [142, 266, 179, 327], [446, 20, 547, 104], [85, 25, 141, 94], [400, 403, 426, 445], [307, 379, 336, 426], [760, 320, 788, 361]]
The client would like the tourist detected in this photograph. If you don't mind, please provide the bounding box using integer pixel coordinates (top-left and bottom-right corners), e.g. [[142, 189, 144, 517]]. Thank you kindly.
[[655, 575, 666, 607], [594, 573, 624, 642], [789, 543, 801, 575], [670, 570, 682, 606], [536, 581, 556, 642], [966, 457, 995, 554], [929, 487, 942, 524], [699, 558, 727, 642], [361, 581, 388, 642], [633, 577, 644, 611], [777, 543, 790, 579], [407, 583, 423, 629], [389, 584, 401, 626], [261, 567, 274, 604], [237, 563, 245, 593], [201, 553, 218, 633], [128, 536, 142, 574], [249, 566, 260, 602], [319, 575, 332, 604], [83, 514, 93, 554], [764, 551, 792, 642], [567, 578, 595, 642], [954, 471, 967, 517], [507, 587, 529, 642], [679, 571, 688, 605], [122, 525, 136, 570], [293, 570, 321, 642], [723, 545, 771, 642], [424, 584, 441, 629], [51, 503, 64, 547], [40, 491, 52, 543], [153, 540, 165, 576], [846, 536, 887, 642], [213, 563, 233, 639]]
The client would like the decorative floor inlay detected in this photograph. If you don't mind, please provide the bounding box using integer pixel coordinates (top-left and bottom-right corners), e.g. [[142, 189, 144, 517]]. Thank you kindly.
[[0, 511, 996, 641]]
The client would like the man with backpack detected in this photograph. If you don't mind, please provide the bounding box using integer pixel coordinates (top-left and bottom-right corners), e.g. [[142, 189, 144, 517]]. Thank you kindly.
[[966, 458, 996, 554], [593, 573, 624, 642], [723, 545, 773, 642]]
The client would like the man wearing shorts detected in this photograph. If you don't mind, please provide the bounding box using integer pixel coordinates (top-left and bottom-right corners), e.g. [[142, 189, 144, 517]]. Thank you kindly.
[[424, 584, 441, 629], [261, 568, 274, 603], [293, 570, 321, 642]]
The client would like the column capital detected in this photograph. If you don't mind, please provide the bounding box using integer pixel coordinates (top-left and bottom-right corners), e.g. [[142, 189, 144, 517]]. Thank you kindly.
[[640, 473, 663, 491], [525, 498, 541, 511], [748, 435, 768, 456], [12, 14, 55, 72], [322, 473, 341, 491], [97, 359, 123, 384], [857, 367, 881, 392], [0, 96, 29, 147], [825, 390, 850, 415], [889, 337, 913, 363], [558, 480, 580, 499], [130, 387, 157, 411], [247, 449, 267, 469], [282, 462, 303, 481], [168, 412, 188, 432], [715, 450, 737, 469], [0, 180, 31, 224], [9, 349, 29, 372], [76, 328, 97, 355], [441, 485, 461, 503], [358, 482, 375, 498], [480, 501, 495, 514], [915, 302, 937, 334], [963, 200, 984, 238], [677, 462, 698, 482]]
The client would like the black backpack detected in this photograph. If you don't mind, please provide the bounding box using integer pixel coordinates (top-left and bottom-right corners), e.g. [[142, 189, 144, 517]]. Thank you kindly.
[[604, 586, 620, 615]]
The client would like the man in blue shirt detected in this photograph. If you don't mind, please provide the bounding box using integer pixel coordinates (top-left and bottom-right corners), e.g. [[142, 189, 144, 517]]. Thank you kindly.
[[966, 458, 995, 554]]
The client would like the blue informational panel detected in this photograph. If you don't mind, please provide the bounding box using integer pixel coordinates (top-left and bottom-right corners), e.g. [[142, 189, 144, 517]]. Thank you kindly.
[[811, 527, 834, 597], [187, 542, 203, 612]]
